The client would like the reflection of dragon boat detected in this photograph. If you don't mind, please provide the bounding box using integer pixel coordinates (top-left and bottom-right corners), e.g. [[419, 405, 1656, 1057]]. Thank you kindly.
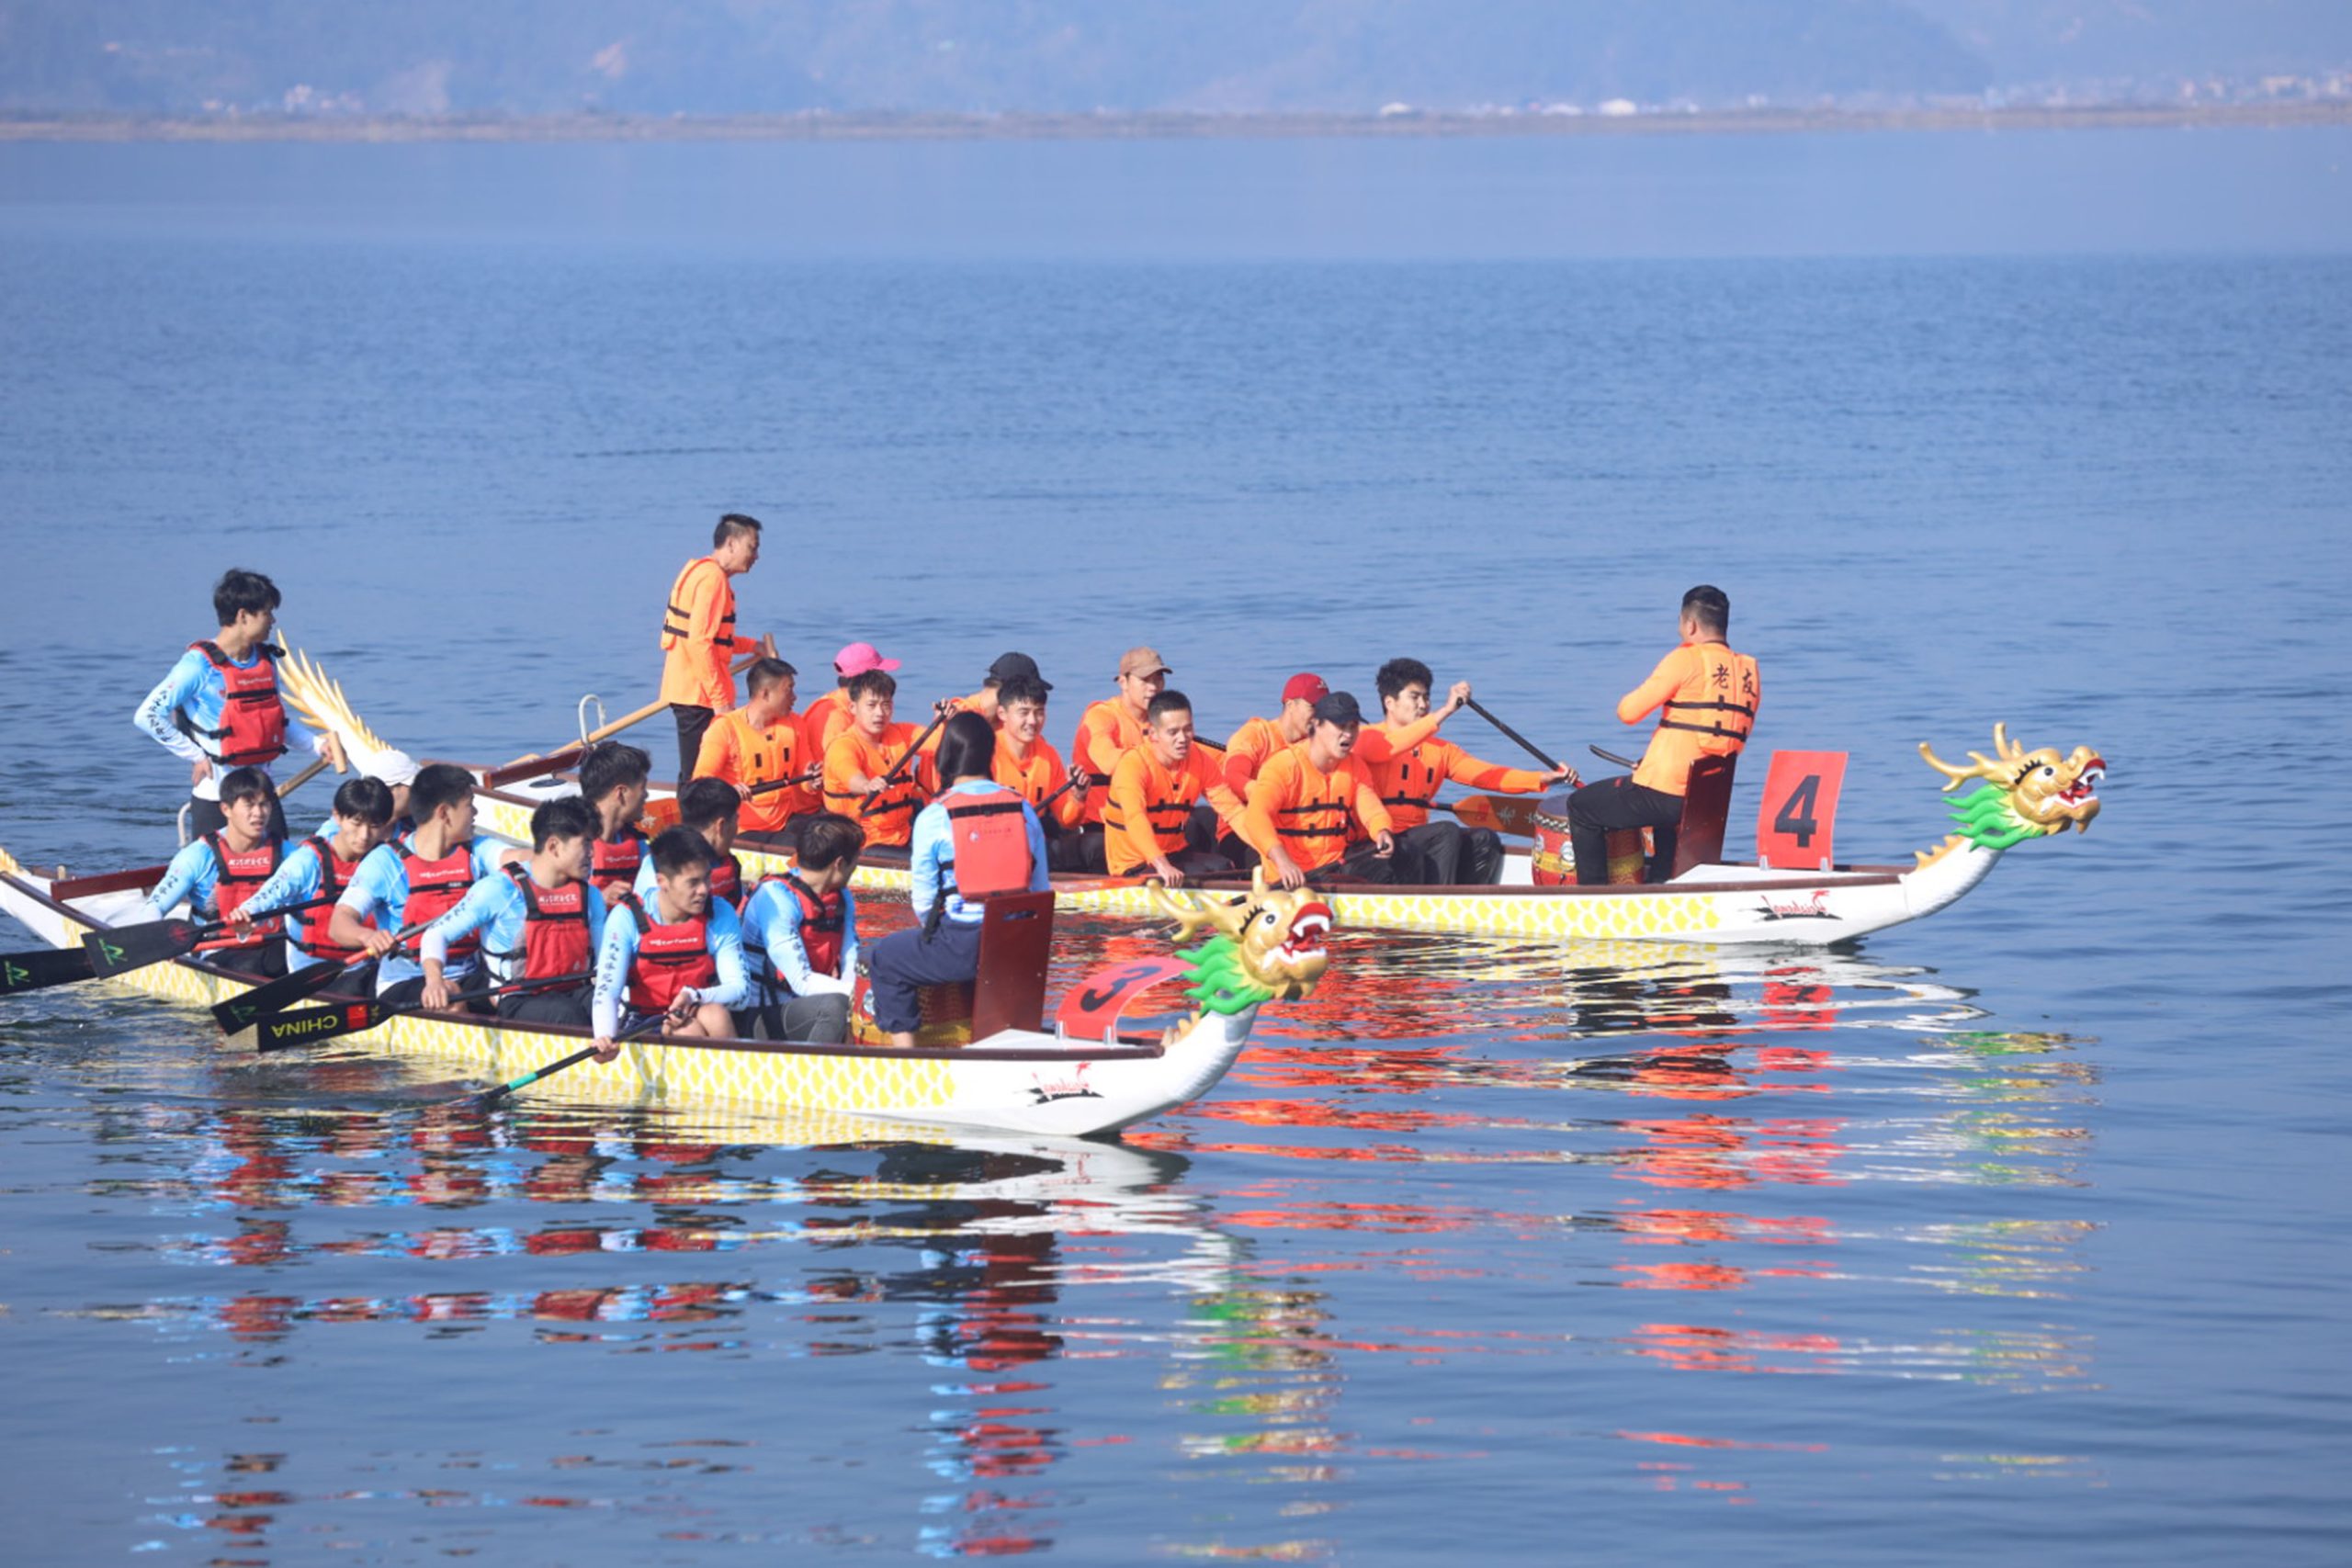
[[0, 856, 1336, 1137]]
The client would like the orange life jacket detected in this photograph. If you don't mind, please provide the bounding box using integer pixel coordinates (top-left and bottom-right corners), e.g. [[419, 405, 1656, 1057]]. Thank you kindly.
[[658, 557, 732, 649], [178, 641, 289, 768], [1635, 643, 1760, 795], [590, 830, 647, 899], [943, 784, 1035, 900], [489, 864, 594, 981], [291, 833, 368, 963], [397, 840, 479, 958], [711, 709, 808, 833], [619, 892, 718, 1013], [195, 832, 282, 953]]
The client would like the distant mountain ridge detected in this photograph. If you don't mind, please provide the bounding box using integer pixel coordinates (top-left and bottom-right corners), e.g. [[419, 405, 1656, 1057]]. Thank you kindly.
[[0, 0, 2344, 117]]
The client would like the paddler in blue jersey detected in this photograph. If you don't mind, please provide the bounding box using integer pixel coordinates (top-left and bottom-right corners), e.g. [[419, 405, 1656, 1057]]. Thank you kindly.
[[591, 828, 751, 1058], [230, 775, 397, 988], [579, 742, 653, 903], [628, 777, 748, 913], [738, 810, 865, 1043], [326, 763, 518, 1009], [865, 713, 1051, 1049], [311, 750, 418, 846], [132, 567, 345, 840], [418, 796, 606, 1025], [134, 765, 292, 977]]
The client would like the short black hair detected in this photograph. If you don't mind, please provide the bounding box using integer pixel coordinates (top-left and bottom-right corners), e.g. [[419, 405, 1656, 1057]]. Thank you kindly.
[[579, 742, 651, 805], [677, 777, 741, 833], [996, 674, 1049, 711], [331, 776, 395, 827], [409, 762, 476, 821], [650, 826, 716, 878], [794, 812, 866, 873], [1682, 584, 1731, 634], [747, 657, 797, 695], [846, 669, 897, 704], [529, 795, 595, 850], [1145, 690, 1193, 726], [212, 569, 280, 626], [218, 765, 274, 809], [715, 513, 763, 548], [934, 711, 998, 784], [1374, 658, 1433, 704]]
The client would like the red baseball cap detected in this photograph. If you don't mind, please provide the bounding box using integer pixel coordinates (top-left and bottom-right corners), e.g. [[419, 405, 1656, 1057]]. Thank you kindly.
[[1281, 672, 1329, 704]]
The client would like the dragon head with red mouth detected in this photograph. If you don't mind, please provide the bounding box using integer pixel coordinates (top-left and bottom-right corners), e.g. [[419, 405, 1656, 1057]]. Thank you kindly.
[[1152, 866, 1334, 1010], [1920, 723, 2106, 853]]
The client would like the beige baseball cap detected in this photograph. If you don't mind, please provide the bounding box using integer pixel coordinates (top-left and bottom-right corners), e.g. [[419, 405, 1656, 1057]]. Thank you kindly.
[[1119, 646, 1172, 679]]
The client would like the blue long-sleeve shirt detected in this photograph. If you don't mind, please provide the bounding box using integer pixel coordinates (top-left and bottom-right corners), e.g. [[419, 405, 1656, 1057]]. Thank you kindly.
[[334, 839, 507, 992], [138, 837, 243, 922], [740, 877, 861, 998], [133, 646, 327, 801], [591, 897, 748, 1037], [422, 868, 609, 987], [237, 835, 347, 953], [908, 781, 1052, 928]]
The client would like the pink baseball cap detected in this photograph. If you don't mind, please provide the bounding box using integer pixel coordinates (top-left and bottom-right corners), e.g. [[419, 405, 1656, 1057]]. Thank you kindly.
[[1282, 672, 1329, 704], [833, 642, 900, 676]]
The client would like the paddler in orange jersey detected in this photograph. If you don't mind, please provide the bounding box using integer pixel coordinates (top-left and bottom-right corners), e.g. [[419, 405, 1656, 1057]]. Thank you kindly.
[[803, 642, 900, 759], [1069, 646, 1170, 869], [1241, 692, 1398, 890], [1105, 690, 1253, 886], [1566, 583, 1759, 885], [578, 743, 654, 904], [1368, 658, 1576, 885], [1222, 673, 1329, 798], [820, 670, 939, 854], [989, 674, 1095, 873], [659, 513, 781, 785], [692, 657, 816, 844], [946, 651, 1050, 728]]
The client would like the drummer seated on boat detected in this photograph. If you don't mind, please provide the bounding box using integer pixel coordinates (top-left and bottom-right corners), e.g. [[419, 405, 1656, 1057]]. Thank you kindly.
[[232, 775, 397, 989], [991, 674, 1094, 874], [1242, 693, 1398, 890], [821, 670, 937, 854], [328, 763, 521, 1009], [418, 796, 607, 1025], [866, 714, 1051, 1050], [136, 764, 291, 978], [948, 650, 1050, 729], [1566, 584, 1759, 886], [312, 750, 418, 848], [1106, 690, 1252, 886], [1368, 659, 1572, 886], [692, 657, 815, 845], [1068, 645, 1170, 872], [591, 827, 752, 1059], [132, 567, 345, 842], [579, 741, 653, 904], [738, 810, 865, 1043], [632, 778, 748, 913], [806, 642, 900, 758]]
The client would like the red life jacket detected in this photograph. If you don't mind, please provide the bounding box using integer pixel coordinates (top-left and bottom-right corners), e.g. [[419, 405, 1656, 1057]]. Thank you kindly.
[[590, 830, 647, 899], [397, 839, 479, 958], [177, 640, 289, 768], [943, 784, 1035, 901], [291, 833, 368, 963], [707, 852, 744, 912], [619, 892, 718, 1014], [752, 872, 846, 982], [195, 831, 282, 953], [489, 864, 594, 982]]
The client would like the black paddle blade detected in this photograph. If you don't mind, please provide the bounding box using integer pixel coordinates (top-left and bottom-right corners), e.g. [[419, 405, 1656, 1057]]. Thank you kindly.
[[210, 960, 350, 1033], [81, 919, 206, 977], [0, 944, 98, 995], [254, 997, 384, 1054]]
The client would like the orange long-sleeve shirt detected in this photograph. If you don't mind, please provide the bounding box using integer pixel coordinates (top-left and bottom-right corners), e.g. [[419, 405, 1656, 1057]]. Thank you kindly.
[[1070, 698, 1148, 824], [1103, 746, 1247, 875], [821, 724, 936, 849], [657, 557, 757, 710], [995, 734, 1086, 829], [1242, 744, 1393, 872], [694, 707, 815, 834], [1618, 642, 1761, 795], [1363, 726, 1549, 832], [1222, 716, 1287, 797]]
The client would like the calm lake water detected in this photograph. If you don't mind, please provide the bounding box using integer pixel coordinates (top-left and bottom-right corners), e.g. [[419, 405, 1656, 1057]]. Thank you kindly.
[[1, 133, 2347, 1562]]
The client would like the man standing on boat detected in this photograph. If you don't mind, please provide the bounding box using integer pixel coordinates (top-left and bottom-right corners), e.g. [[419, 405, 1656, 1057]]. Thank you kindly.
[[1565, 584, 1759, 885], [591, 828, 751, 1059], [327, 763, 518, 1008], [135, 764, 291, 976], [693, 658, 815, 844], [1105, 691, 1251, 886], [417, 797, 606, 1025], [991, 675, 1094, 873], [1069, 647, 1170, 869], [1241, 693, 1397, 890], [1366, 659, 1572, 885], [659, 513, 780, 785], [133, 567, 345, 840]]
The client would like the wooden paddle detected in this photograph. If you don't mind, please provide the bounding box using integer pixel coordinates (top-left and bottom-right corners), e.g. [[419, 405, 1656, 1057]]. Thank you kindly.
[[486, 654, 765, 789], [460, 1012, 667, 1111], [82, 894, 338, 978], [276, 752, 336, 798], [1441, 794, 1540, 840], [1464, 696, 1564, 772], [254, 970, 593, 1054], [209, 920, 431, 1033]]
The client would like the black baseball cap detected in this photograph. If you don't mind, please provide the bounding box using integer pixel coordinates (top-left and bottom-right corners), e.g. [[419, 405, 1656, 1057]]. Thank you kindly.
[[987, 651, 1051, 691], [1311, 691, 1365, 728]]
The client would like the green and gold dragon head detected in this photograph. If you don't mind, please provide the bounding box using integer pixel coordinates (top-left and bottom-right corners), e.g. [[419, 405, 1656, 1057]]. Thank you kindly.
[[1918, 723, 2105, 859], [1149, 867, 1334, 1018]]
